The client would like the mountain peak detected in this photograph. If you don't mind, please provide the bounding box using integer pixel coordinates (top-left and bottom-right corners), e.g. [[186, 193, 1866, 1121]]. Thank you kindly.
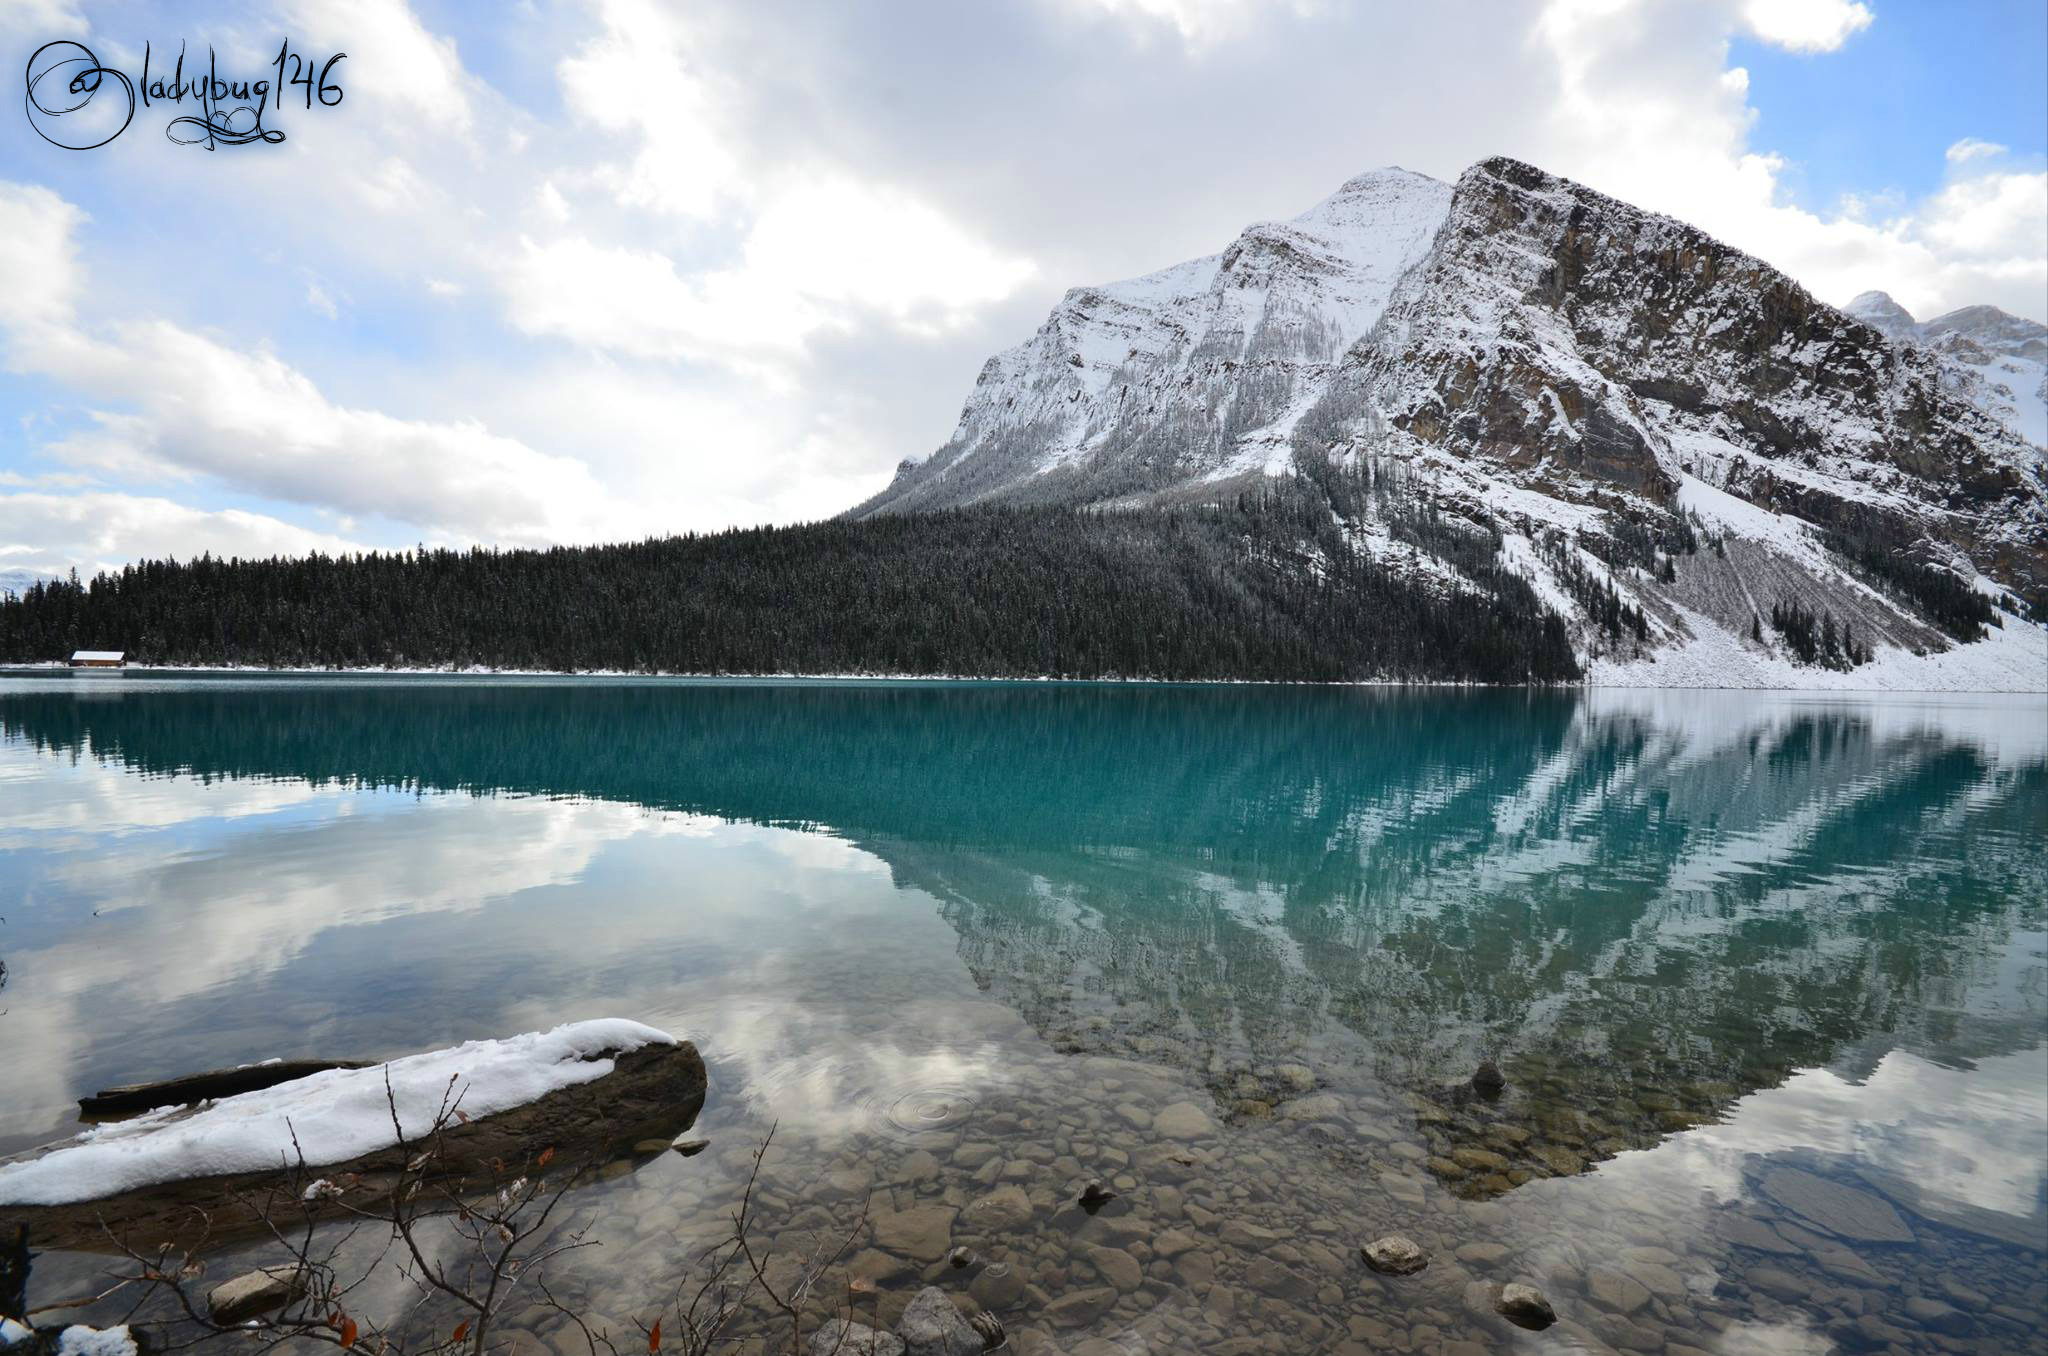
[[854, 164, 1455, 513], [1844, 289, 1918, 336], [850, 153, 2046, 684], [1466, 155, 1553, 190], [1327, 165, 1439, 194], [1922, 303, 2048, 345]]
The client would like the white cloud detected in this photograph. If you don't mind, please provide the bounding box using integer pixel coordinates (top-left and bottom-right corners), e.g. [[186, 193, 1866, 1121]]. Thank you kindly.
[[463, 356, 901, 529], [1916, 169, 2048, 263], [505, 176, 1031, 363], [0, 490, 363, 575], [523, 0, 1033, 370], [0, 180, 631, 547], [0, 0, 85, 34], [1533, 0, 2046, 322], [1055, 0, 1324, 47], [555, 0, 746, 219], [1946, 137, 2007, 164], [505, 235, 815, 363], [276, 0, 476, 134], [0, 181, 84, 346], [1740, 0, 1872, 53], [306, 280, 339, 318], [745, 179, 1036, 329]]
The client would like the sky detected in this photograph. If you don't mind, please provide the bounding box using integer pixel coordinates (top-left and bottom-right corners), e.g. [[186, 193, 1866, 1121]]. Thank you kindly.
[[0, 0, 2042, 580]]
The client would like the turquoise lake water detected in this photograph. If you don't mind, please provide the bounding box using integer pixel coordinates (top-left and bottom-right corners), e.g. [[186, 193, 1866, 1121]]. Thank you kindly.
[[0, 676, 2042, 1354]]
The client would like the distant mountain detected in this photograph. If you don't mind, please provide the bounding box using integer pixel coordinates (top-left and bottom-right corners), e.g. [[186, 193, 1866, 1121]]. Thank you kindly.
[[0, 569, 54, 600], [1843, 289, 2047, 447], [855, 157, 2047, 689]]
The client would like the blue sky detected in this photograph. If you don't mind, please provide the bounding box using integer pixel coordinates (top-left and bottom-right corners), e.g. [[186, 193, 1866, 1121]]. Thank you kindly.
[[0, 0, 2041, 580], [1735, 0, 2046, 209]]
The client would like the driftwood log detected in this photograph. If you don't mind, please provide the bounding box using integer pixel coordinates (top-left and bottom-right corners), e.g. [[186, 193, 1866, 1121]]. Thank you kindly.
[[2, 1041, 707, 1254], [78, 1062, 373, 1120]]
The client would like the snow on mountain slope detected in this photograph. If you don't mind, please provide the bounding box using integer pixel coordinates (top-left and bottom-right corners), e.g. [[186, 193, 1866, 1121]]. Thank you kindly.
[[853, 168, 1454, 513], [1301, 158, 2045, 677], [1845, 290, 2047, 448], [854, 157, 2048, 690], [0, 568, 53, 600]]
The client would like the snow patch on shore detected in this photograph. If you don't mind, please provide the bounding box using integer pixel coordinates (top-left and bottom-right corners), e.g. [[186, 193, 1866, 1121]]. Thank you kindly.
[[55, 1329, 139, 1356], [1590, 603, 2047, 692], [0, 1020, 675, 1207]]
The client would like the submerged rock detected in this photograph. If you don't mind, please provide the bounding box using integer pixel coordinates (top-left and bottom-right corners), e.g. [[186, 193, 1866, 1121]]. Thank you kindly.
[[1471, 1062, 1506, 1097], [1360, 1235, 1429, 1276], [969, 1260, 1025, 1309], [872, 1205, 958, 1263], [1495, 1282, 1557, 1330], [810, 1319, 904, 1356], [206, 1266, 306, 1324], [1085, 1245, 1142, 1293], [895, 1286, 981, 1356], [1758, 1166, 1915, 1244], [1151, 1102, 1215, 1139], [1586, 1267, 1651, 1315], [967, 1184, 1034, 1232], [1042, 1287, 1117, 1328]]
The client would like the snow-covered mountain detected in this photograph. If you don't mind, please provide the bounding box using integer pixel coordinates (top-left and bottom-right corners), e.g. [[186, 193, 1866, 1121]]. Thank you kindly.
[[0, 568, 53, 600], [1843, 290, 2048, 448], [854, 157, 2048, 689], [855, 167, 1454, 510]]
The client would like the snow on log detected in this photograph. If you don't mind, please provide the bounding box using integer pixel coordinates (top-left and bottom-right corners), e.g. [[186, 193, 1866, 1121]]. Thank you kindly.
[[0, 1021, 703, 1252], [77, 1061, 373, 1120]]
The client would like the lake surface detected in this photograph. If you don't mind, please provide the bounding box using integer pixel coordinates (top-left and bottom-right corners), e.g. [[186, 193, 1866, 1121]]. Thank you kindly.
[[1, 676, 2043, 1355]]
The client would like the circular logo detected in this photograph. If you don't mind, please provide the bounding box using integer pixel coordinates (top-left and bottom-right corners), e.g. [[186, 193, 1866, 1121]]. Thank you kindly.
[[25, 40, 136, 150]]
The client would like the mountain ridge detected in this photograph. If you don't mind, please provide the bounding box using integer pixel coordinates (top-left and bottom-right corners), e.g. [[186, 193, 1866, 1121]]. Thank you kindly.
[[853, 155, 2048, 690], [1844, 289, 2047, 447]]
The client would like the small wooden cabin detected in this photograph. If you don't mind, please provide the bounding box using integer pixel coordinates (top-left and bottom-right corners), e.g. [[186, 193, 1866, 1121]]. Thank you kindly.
[[69, 650, 126, 668]]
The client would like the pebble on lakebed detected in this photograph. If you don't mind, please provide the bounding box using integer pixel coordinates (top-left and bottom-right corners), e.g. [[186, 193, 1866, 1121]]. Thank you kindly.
[[1360, 1234, 1430, 1275], [1494, 1281, 1558, 1330]]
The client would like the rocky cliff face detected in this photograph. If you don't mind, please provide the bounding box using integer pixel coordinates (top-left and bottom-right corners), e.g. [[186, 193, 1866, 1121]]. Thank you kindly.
[[853, 157, 2048, 689]]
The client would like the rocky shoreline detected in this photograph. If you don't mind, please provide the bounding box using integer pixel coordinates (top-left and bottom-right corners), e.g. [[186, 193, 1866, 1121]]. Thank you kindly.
[[7, 1039, 2043, 1355]]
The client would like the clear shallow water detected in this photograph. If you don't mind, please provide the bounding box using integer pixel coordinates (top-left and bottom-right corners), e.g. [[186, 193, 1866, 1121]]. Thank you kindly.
[[0, 676, 2043, 1355]]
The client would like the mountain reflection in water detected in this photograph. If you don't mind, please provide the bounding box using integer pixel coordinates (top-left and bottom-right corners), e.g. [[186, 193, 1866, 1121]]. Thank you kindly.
[[0, 677, 2041, 1354]]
